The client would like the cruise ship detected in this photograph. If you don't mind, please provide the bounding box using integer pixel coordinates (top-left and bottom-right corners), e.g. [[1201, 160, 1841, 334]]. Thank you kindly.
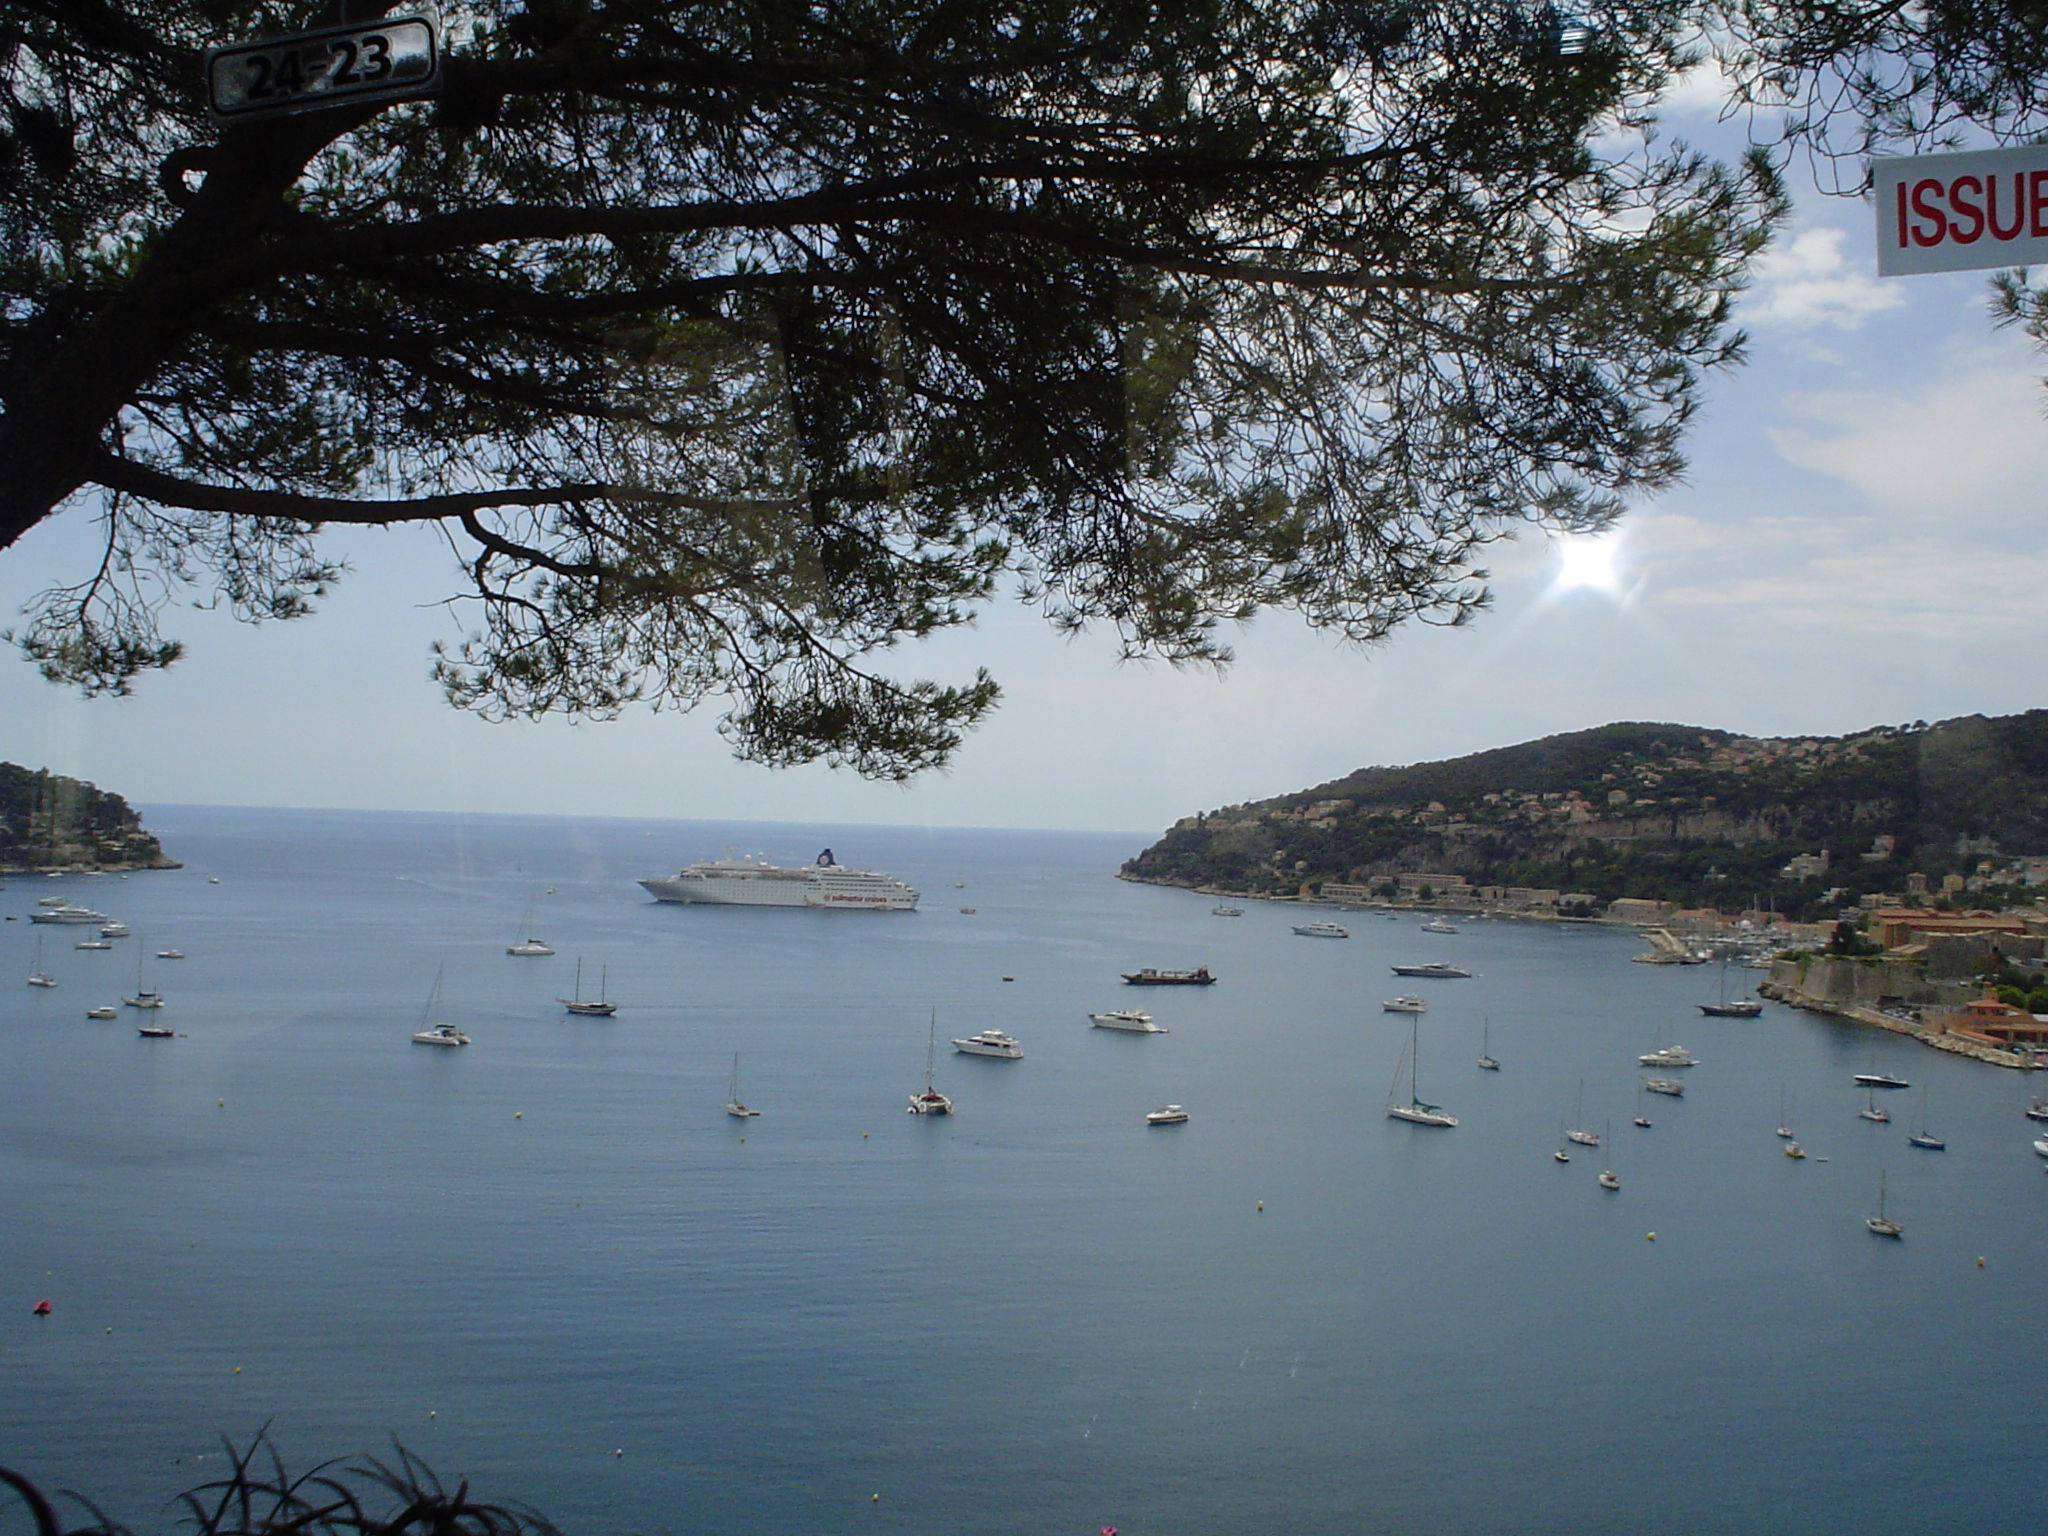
[[639, 849, 919, 911]]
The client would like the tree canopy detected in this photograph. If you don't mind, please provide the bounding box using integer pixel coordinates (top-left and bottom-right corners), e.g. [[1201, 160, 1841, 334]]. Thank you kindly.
[[1, 1, 1778, 776]]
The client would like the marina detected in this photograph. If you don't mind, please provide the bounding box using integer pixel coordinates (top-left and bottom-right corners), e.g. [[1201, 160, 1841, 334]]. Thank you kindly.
[[4, 806, 2046, 1536]]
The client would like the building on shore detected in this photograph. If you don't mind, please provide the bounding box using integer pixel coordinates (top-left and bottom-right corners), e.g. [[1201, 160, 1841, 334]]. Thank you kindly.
[[1873, 908, 2028, 949], [1936, 992, 2048, 1053]]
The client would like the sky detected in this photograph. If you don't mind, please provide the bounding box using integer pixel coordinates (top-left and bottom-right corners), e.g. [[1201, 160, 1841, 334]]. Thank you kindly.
[[5, 75, 2047, 839]]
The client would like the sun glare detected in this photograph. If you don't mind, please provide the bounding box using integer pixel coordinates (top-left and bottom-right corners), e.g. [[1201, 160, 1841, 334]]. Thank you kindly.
[[1551, 533, 1625, 596]]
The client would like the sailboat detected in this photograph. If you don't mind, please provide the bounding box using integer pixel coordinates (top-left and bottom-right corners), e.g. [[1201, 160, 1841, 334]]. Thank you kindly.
[[1906, 1086, 1945, 1150], [1866, 1171, 1903, 1238], [1386, 1015, 1457, 1126], [27, 933, 56, 988], [122, 945, 164, 1011], [559, 959, 616, 1017], [1632, 1084, 1652, 1128], [1597, 1122, 1620, 1190], [1476, 1017, 1500, 1072], [410, 965, 470, 1046], [1858, 1087, 1891, 1124], [1566, 1080, 1600, 1145], [1775, 1087, 1796, 1140], [908, 1014, 953, 1115], [506, 896, 554, 956], [725, 1052, 759, 1118], [1698, 956, 1763, 1016]]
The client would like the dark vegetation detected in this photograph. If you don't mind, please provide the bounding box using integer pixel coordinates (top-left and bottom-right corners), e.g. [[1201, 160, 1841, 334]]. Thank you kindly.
[[0, 1436, 555, 1536], [1123, 713, 2048, 921], [0, 762, 169, 870]]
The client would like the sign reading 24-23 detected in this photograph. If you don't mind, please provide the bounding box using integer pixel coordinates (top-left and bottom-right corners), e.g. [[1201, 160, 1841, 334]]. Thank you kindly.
[[206, 13, 440, 122], [1873, 143, 2048, 277]]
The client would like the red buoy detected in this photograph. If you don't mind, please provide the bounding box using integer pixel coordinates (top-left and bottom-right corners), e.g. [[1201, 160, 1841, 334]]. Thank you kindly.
[[32, 1299, 52, 1316]]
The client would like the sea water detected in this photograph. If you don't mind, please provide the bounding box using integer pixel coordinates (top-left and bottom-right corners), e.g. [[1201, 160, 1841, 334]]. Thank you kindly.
[[3, 806, 2045, 1535]]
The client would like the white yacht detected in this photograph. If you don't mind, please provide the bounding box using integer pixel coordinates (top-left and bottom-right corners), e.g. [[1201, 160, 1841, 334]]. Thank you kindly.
[[1420, 919, 1460, 934], [1211, 904, 1244, 917], [75, 937, 112, 950], [1089, 1009, 1167, 1033], [155, 948, 185, 960], [952, 1029, 1024, 1059], [86, 1005, 118, 1019], [1145, 1104, 1190, 1126], [122, 989, 164, 1010], [507, 937, 555, 956], [1291, 921, 1349, 939], [98, 921, 129, 938], [29, 905, 107, 925], [1382, 996, 1427, 1014], [1389, 961, 1471, 979], [1641, 1077, 1685, 1097], [1638, 1045, 1698, 1068], [641, 849, 919, 911]]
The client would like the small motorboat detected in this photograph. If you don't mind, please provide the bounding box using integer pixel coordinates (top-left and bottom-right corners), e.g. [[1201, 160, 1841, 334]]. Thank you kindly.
[[1382, 996, 1426, 1014], [86, 1006, 118, 1020], [1145, 1104, 1190, 1126]]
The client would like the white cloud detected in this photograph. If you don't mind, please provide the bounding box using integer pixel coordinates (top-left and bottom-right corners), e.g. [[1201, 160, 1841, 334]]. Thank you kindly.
[[1655, 53, 1739, 125], [1744, 226, 1907, 331], [1768, 352, 2048, 519]]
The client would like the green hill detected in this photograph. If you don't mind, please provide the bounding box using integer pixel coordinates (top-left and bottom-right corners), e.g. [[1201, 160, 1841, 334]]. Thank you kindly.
[[0, 763, 174, 871], [1122, 714, 2048, 920]]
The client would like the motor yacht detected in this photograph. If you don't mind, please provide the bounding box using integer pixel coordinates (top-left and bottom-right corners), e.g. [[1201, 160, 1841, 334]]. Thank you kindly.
[[1089, 1009, 1167, 1032]]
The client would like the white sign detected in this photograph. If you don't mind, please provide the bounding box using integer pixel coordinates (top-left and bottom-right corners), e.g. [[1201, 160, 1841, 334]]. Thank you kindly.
[[1873, 143, 2048, 276], [207, 13, 440, 122]]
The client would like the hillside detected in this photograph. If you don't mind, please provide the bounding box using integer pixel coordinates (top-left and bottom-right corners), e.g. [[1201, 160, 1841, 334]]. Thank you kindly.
[[1121, 714, 2048, 920], [0, 763, 174, 872]]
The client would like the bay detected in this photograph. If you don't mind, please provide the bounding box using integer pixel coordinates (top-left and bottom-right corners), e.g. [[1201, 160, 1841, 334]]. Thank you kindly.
[[4, 805, 2045, 1534]]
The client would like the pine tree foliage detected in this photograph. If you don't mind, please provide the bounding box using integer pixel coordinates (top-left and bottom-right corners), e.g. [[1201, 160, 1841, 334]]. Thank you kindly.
[[0, 1, 1778, 776]]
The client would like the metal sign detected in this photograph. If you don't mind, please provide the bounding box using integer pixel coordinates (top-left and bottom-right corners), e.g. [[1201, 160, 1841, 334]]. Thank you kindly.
[[1873, 143, 2048, 277], [206, 13, 441, 122]]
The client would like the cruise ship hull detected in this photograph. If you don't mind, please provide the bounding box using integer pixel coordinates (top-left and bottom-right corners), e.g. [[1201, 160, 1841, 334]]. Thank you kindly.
[[639, 853, 918, 911]]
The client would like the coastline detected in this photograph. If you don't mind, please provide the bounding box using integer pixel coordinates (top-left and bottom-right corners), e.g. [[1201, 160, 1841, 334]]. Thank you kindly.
[[0, 857, 182, 877]]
